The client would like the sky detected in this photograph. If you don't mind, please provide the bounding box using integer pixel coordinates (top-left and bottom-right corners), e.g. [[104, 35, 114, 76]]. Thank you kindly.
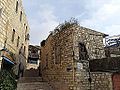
[[23, 0, 120, 45]]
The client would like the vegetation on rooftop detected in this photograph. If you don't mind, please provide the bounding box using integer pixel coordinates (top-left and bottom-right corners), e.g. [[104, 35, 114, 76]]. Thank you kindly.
[[55, 18, 79, 31]]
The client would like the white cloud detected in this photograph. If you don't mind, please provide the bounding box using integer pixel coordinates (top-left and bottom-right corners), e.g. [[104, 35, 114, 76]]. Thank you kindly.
[[23, 0, 120, 45], [105, 25, 120, 36], [80, 0, 120, 36], [30, 4, 58, 45]]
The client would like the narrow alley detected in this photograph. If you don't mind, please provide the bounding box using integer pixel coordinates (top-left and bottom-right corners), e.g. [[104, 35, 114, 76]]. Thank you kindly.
[[0, 0, 120, 90]]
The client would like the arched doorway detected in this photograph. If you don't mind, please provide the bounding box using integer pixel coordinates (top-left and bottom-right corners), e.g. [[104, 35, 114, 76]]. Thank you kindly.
[[79, 42, 89, 60]]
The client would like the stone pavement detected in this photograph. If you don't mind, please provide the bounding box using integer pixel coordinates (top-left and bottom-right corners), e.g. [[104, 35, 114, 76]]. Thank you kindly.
[[17, 77, 53, 90]]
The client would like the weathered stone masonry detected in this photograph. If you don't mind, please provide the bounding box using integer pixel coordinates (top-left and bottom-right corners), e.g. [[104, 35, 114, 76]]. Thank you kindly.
[[40, 21, 107, 90], [90, 57, 120, 90], [0, 0, 30, 75]]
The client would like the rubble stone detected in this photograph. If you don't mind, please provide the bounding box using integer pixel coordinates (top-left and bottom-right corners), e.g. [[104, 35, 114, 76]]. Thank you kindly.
[[40, 23, 107, 90]]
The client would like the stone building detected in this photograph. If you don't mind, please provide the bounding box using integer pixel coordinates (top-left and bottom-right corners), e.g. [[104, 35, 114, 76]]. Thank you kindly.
[[105, 35, 120, 57], [40, 20, 108, 90], [27, 45, 40, 69], [0, 0, 29, 77], [23, 45, 41, 77]]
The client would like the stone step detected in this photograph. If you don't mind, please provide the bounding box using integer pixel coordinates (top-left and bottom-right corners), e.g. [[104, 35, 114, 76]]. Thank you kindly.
[[23, 68, 40, 77], [18, 77, 43, 83], [17, 82, 53, 90]]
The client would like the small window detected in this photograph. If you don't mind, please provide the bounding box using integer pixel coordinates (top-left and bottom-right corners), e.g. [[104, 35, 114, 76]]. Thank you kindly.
[[16, 1, 18, 13], [0, 8, 3, 17], [25, 34, 30, 41], [12, 29, 15, 42], [20, 11, 22, 21], [17, 36, 20, 47], [25, 26, 27, 33], [24, 46, 26, 54]]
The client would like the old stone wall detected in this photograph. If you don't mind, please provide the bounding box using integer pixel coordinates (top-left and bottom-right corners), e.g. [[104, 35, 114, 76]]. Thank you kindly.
[[75, 69, 90, 90], [41, 23, 107, 90], [90, 57, 120, 72], [41, 27, 75, 90], [105, 46, 120, 57], [0, 0, 29, 75], [73, 26, 106, 61], [41, 26, 74, 88], [75, 72, 113, 90], [72, 26, 107, 89], [91, 72, 113, 90]]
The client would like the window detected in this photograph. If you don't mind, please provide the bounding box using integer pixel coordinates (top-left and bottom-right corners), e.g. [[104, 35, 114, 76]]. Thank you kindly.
[[25, 34, 30, 41], [79, 43, 89, 60], [24, 46, 26, 54], [16, 1, 18, 13], [20, 11, 22, 21], [17, 36, 20, 47], [0, 8, 3, 17], [25, 26, 27, 33], [12, 29, 15, 42]]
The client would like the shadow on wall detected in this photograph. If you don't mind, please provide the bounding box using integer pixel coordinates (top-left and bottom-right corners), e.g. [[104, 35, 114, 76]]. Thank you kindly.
[[90, 57, 120, 72], [23, 67, 41, 77]]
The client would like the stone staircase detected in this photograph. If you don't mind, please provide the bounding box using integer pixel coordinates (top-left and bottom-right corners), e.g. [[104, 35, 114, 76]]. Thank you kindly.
[[23, 68, 40, 77], [17, 68, 53, 90], [17, 77, 53, 90]]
